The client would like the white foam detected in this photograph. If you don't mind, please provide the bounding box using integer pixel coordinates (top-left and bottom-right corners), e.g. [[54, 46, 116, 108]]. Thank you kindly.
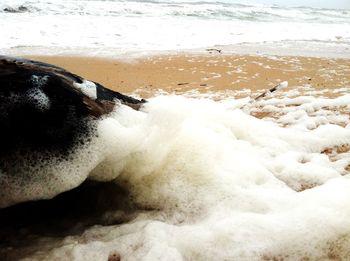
[[10, 93, 350, 260], [279, 81, 288, 89], [0, 128, 105, 207], [73, 80, 98, 100], [25, 88, 50, 111], [0, 0, 349, 57]]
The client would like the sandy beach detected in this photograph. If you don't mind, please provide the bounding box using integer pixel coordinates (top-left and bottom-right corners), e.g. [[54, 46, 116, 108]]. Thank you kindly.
[[1, 51, 350, 261], [3, 0, 350, 259], [27, 54, 350, 99]]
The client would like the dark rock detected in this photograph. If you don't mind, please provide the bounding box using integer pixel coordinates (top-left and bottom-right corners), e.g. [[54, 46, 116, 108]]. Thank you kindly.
[[0, 55, 146, 207], [0, 55, 145, 155]]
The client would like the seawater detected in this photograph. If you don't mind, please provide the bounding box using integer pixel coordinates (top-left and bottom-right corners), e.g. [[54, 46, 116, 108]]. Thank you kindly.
[[0, 0, 349, 56]]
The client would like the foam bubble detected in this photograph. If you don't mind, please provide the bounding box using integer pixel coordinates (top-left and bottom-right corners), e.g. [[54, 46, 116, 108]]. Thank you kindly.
[[30, 75, 49, 88], [25, 88, 50, 111], [0, 123, 102, 207]]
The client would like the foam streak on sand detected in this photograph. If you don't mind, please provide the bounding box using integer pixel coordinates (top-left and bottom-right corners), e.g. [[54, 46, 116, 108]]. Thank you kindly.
[[1, 53, 350, 260]]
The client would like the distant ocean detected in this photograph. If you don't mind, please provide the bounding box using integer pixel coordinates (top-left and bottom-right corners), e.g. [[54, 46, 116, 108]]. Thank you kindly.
[[1, 0, 349, 57]]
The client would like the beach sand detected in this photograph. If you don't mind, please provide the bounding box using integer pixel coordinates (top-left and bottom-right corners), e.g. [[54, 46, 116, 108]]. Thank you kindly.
[[27, 54, 350, 99]]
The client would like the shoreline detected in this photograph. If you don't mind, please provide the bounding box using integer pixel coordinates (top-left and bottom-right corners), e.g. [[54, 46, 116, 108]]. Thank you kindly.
[[3, 40, 350, 59], [25, 53, 350, 99]]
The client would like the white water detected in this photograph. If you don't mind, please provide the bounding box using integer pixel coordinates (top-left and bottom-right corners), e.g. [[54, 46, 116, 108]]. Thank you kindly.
[[0, 0, 349, 57]]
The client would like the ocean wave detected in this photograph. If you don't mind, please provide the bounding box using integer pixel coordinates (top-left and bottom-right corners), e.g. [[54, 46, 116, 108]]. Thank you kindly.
[[0, 0, 349, 24], [1, 0, 349, 56], [1, 3, 38, 13]]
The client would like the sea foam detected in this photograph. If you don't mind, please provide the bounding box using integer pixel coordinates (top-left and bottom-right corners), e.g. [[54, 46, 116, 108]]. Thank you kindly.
[[7, 93, 350, 260]]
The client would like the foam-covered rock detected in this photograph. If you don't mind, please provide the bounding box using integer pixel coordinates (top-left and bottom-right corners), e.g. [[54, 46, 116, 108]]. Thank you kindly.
[[0, 56, 144, 207]]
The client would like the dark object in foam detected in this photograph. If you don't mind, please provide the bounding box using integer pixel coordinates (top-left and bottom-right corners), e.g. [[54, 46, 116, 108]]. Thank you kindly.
[[0, 55, 145, 173]]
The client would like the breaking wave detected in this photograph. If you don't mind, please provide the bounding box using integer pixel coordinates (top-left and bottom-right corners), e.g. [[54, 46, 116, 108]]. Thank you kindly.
[[1, 0, 349, 23], [1, 0, 349, 55]]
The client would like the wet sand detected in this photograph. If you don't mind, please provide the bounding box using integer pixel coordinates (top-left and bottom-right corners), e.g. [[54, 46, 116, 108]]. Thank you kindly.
[[27, 54, 350, 98]]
